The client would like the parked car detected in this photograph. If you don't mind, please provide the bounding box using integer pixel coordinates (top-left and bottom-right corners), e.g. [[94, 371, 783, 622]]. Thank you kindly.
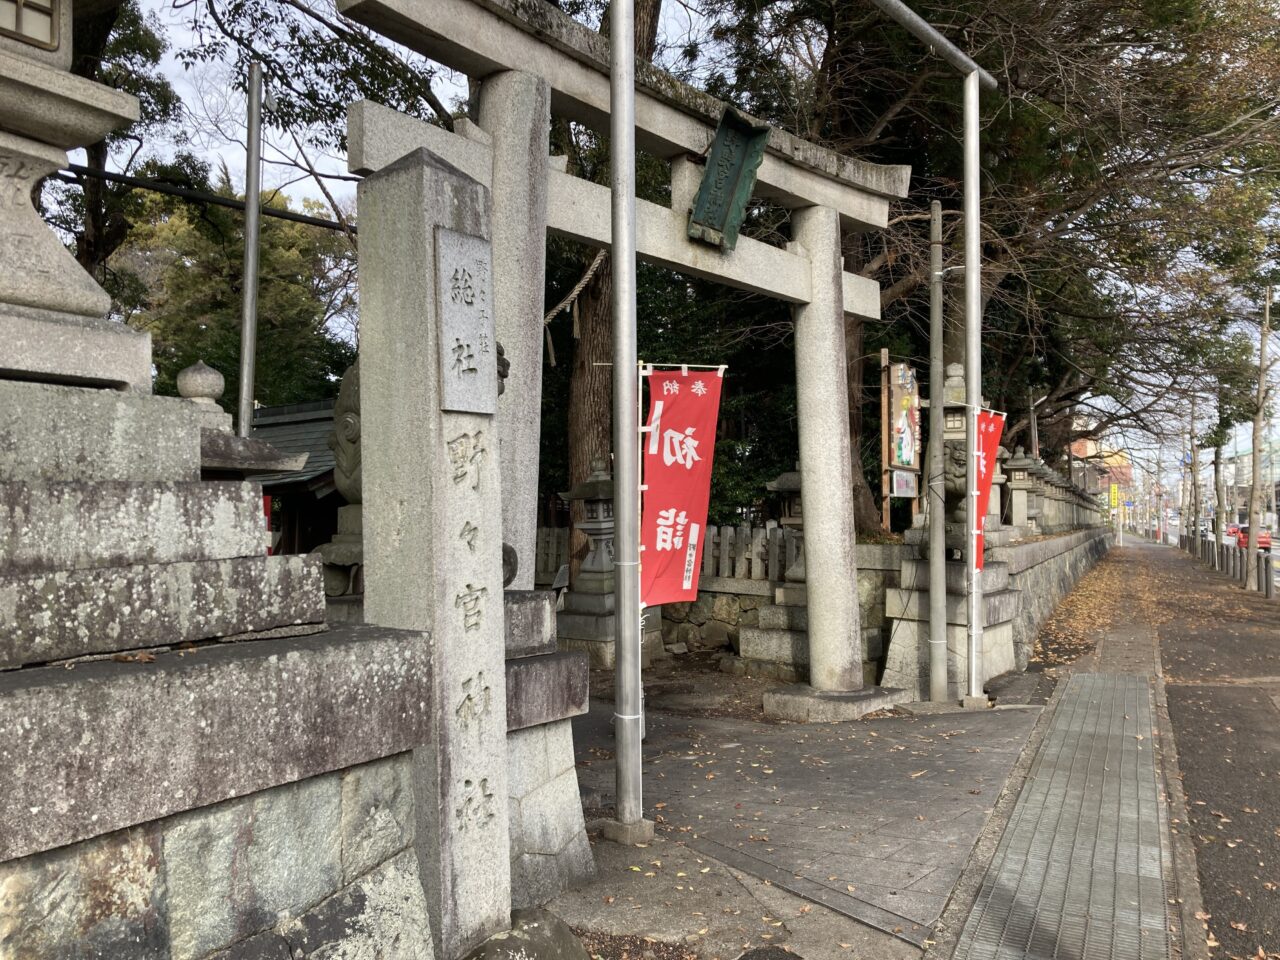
[[1224, 522, 1241, 545], [1236, 525, 1272, 551]]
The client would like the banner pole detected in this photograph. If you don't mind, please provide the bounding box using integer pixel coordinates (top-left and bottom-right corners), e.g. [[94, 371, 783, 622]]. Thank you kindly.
[[607, 0, 648, 843]]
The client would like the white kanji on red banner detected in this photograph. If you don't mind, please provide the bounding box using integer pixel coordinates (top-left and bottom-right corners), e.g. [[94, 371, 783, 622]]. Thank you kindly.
[[641, 369, 724, 605], [974, 410, 1006, 570]]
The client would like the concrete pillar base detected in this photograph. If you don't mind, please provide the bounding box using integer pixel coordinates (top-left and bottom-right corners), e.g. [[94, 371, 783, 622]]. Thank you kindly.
[[961, 695, 991, 710], [762, 684, 909, 722], [598, 818, 655, 846]]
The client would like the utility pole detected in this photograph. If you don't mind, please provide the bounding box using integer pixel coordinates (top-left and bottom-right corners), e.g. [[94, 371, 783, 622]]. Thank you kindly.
[[927, 202, 947, 702], [1246, 284, 1271, 591]]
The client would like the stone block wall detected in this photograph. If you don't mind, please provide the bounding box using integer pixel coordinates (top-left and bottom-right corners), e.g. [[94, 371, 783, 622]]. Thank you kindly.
[[991, 527, 1113, 670], [662, 580, 768, 652], [0, 754, 432, 960], [507, 720, 594, 908], [882, 528, 1112, 699], [661, 544, 906, 656]]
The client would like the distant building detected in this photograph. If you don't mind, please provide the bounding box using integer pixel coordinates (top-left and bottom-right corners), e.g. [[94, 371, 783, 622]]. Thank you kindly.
[[251, 399, 340, 554]]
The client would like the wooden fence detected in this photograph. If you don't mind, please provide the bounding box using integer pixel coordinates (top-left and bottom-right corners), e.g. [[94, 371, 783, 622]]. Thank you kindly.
[[534, 523, 801, 587], [534, 527, 571, 585]]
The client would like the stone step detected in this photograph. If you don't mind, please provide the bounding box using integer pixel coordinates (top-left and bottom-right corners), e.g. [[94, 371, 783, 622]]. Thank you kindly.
[[758, 603, 808, 631], [0, 380, 202, 483], [1, 306, 152, 393], [0, 554, 324, 670], [0, 623, 431, 863], [741, 625, 881, 666], [898, 559, 1010, 594], [506, 650, 588, 731], [763, 683, 911, 723], [0, 481, 266, 574], [739, 626, 809, 666], [881, 619, 1017, 701], [885, 585, 1020, 626]]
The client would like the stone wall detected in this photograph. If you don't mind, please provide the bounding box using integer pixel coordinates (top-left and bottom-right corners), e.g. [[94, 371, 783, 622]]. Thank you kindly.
[[882, 528, 1112, 699], [508, 720, 594, 909], [662, 544, 906, 657], [0, 754, 431, 960], [991, 527, 1113, 670]]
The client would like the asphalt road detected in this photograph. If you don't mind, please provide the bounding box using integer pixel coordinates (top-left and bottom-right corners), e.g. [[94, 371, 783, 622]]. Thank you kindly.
[[1148, 541, 1280, 958]]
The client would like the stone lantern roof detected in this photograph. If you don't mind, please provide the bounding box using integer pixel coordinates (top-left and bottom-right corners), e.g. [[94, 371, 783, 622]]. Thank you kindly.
[[560, 460, 612, 502], [765, 467, 802, 494]]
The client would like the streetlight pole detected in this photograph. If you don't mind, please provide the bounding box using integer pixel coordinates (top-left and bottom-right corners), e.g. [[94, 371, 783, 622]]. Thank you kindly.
[[865, 0, 996, 705]]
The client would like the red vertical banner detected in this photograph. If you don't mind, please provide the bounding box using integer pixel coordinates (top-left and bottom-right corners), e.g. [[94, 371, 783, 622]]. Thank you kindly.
[[974, 410, 1006, 568], [640, 368, 724, 606]]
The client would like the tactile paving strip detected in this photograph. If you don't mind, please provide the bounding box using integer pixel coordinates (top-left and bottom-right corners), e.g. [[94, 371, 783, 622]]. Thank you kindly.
[[953, 674, 1173, 960]]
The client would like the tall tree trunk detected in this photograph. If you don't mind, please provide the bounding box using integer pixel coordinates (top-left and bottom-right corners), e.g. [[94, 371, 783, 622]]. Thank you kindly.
[[565, 0, 661, 581], [1246, 285, 1272, 590], [844, 313, 886, 530], [567, 271, 615, 578]]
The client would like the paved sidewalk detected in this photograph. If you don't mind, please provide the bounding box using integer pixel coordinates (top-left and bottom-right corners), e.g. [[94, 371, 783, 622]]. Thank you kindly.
[[952, 673, 1173, 960], [951, 542, 1195, 960], [567, 700, 1040, 947]]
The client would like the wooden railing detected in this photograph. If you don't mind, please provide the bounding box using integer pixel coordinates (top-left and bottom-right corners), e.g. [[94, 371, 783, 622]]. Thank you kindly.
[[535, 523, 801, 587]]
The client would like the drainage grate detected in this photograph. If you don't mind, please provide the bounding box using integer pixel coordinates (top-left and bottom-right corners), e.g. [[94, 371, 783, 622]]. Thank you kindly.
[[953, 674, 1173, 960]]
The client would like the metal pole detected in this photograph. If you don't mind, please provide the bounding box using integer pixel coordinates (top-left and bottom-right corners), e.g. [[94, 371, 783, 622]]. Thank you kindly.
[[928, 201, 948, 702], [610, 0, 644, 830], [237, 62, 264, 438], [963, 70, 984, 701], [865, 0, 998, 90]]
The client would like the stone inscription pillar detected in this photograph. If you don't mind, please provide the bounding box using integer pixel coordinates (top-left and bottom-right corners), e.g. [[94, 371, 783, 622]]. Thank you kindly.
[[477, 71, 551, 590], [790, 205, 862, 691], [359, 148, 511, 959]]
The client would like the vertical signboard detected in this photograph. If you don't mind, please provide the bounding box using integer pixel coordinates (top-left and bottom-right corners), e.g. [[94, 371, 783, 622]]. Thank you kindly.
[[881, 356, 922, 528], [640, 368, 723, 606]]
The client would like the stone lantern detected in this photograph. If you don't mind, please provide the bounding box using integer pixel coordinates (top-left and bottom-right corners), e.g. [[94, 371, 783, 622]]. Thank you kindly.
[[986, 445, 1009, 541], [555, 460, 664, 666], [1030, 459, 1052, 531], [560, 460, 615, 595], [766, 465, 806, 582], [1005, 446, 1036, 530], [0, 0, 144, 388], [765, 466, 803, 529], [1048, 468, 1068, 532], [556, 460, 620, 667]]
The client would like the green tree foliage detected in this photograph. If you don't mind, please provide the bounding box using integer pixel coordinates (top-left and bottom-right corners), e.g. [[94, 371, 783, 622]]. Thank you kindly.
[[43, 1, 183, 282], [693, 0, 1280, 461], [115, 169, 355, 410]]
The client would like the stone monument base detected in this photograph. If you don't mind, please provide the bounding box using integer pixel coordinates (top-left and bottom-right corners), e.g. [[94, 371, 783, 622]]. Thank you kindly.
[[598, 817, 655, 846], [762, 684, 910, 722]]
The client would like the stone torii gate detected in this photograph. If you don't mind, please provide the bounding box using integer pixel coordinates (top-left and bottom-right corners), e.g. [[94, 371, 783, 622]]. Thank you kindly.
[[342, 0, 911, 719]]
